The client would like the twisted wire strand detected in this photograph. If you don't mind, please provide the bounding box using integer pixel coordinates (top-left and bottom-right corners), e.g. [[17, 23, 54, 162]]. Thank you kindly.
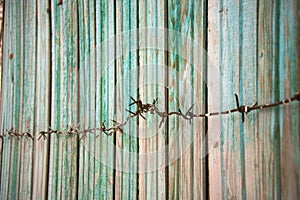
[[0, 91, 299, 141]]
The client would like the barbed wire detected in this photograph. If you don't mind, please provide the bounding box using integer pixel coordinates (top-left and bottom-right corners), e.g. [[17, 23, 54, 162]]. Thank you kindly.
[[0, 91, 299, 141]]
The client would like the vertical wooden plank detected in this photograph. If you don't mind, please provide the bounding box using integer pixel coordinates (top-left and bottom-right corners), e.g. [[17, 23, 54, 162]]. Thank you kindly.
[[9, 0, 22, 198], [115, 0, 138, 198], [94, 1, 102, 198], [138, 0, 166, 199], [49, 0, 78, 199], [32, 0, 51, 199], [167, 0, 206, 198], [208, 0, 245, 199], [167, 1, 208, 198], [102, 0, 115, 198], [279, 0, 300, 199], [156, 2, 167, 199], [0, 1, 11, 198], [93, 0, 116, 198], [48, 1, 62, 198], [179, 1, 199, 199], [78, 0, 96, 198], [0, 0, 12, 198], [240, 1, 258, 199], [168, 0, 181, 198], [257, 1, 281, 199], [138, 1, 147, 198], [1, 1, 14, 198], [0, 0, 24, 199], [77, 0, 85, 197], [19, 0, 36, 199], [207, 0, 222, 198], [114, 0, 122, 197], [193, 1, 207, 199], [62, 0, 79, 199]]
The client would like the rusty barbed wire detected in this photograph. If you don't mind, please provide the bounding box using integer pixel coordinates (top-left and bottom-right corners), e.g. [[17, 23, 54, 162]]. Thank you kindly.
[[0, 91, 299, 141]]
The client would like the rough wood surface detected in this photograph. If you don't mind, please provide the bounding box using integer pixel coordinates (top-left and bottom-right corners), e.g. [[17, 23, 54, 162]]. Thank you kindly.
[[0, 0, 299, 199]]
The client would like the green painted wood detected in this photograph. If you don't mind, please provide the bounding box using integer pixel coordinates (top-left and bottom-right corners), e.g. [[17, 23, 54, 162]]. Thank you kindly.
[[138, 0, 167, 199], [0, 0, 299, 199], [78, 0, 96, 198], [279, 1, 300, 199], [0, 0, 23, 199], [240, 1, 258, 199], [207, 0, 222, 199], [48, 0, 78, 199], [257, 1, 281, 199], [0, 0, 11, 198], [94, 1, 105, 198], [48, 1, 62, 198], [19, 0, 37, 198], [180, 1, 195, 199], [100, 0, 115, 198], [93, 0, 115, 199], [193, 1, 208, 199], [167, 1, 208, 199], [168, 0, 182, 199], [62, 1, 79, 199], [32, 0, 51, 199], [77, 0, 85, 198], [115, 0, 138, 199], [207, 1, 300, 200]]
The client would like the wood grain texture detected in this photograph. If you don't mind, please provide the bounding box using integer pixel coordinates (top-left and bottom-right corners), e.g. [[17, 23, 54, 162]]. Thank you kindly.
[[48, 0, 78, 199], [32, 0, 51, 199], [277, 0, 299, 199], [0, 0, 299, 199], [93, 0, 115, 199], [19, 0, 37, 199], [0, 1, 22, 199], [138, 1, 166, 199], [78, 0, 96, 198], [257, 1, 282, 199], [193, 1, 207, 199], [115, 0, 138, 199], [0, 0, 9, 190], [168, 0, 181, 199]]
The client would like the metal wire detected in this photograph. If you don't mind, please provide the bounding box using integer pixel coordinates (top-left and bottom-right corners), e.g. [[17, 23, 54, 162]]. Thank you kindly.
[[0, 91, 299, 141]]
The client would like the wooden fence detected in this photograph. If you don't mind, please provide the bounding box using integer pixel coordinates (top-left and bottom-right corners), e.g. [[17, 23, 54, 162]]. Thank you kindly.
[[0, 0, 299, 199]]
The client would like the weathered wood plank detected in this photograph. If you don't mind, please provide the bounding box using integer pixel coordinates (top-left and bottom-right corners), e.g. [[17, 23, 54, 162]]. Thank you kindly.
[[138, 0, 166, 199], [0, 1, 299, 199], [137, 1, 148, 198], [193, 1, 207, 199], [278, 0, 299, 199], [102, 0, 115, 198], [257, 1, 281, 199], [0, 1, 6, 193], [0, 0, 12, 198], [156, 2, 167, 199], [240, 1, 258, 199], [18, 0, 36, 199], [168, 0, 181, 199], [77, 0, 85, 197], [32, 0, 51, 199], [48, 0, 78, 199], [0, 0, 24, 199], [179, 1, 195, 199], [48, 1, 62, 198], [78, 0, 96, 198], [94, 0, 115, 199], [61, 1, 79, 199], [115, 0, 138, 199], [207, 0, 222, 198]]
